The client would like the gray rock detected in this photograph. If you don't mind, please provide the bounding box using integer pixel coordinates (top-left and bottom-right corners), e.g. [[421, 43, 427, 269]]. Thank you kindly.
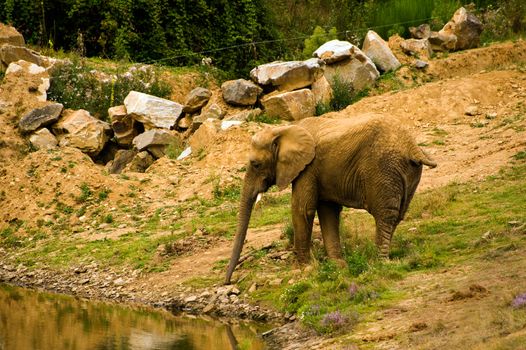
[[183, 87, 212, 113], [221, 79, 262, 106], [400, 39, 433, 59], [29, 128, 58, 150], [409, 24, 431, 39], [108, 149, 137, 174], [0, 44, 43, 70], [362, 30, 401, 73], [124, 91, 183, 129], [19, 103, 63, 132], [250, 59, 324, 92], [132, 129, 179, 159], [440, 7, 483, 50], [414, 60, 429, 69], [124, 151, 155, 173], [261, 89, 315, 121], [313, 40, 355, 64]]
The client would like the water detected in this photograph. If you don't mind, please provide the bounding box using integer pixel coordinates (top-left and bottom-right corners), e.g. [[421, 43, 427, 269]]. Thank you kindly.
[[0, 284, 268, 350]]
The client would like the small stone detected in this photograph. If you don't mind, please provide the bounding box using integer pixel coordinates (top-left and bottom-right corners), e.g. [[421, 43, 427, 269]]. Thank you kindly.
[[185, 295, 197, 303], [414, 60, 429, 69], [113, 277, 126, 286], [203, 303, 215, 313], [248, 282, 257, 293], [465, 105, 479, 116]]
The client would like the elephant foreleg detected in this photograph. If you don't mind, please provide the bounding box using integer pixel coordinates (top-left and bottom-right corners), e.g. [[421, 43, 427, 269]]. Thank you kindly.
[[291, 178, 317, 263], [317, 201, 344, 262]]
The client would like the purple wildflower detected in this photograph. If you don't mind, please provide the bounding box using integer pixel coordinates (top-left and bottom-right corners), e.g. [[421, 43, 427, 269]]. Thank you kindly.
[[321, 311, 348, 328], [512, 292, 526, 308], [349, 282, 359, 298]]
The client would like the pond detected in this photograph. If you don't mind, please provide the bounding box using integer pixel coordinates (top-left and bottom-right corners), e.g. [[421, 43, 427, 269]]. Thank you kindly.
[[0, 284, 268, 350]]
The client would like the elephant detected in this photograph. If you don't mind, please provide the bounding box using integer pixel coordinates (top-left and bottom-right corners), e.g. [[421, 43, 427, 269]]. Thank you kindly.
[[225, 113, 437, 284]]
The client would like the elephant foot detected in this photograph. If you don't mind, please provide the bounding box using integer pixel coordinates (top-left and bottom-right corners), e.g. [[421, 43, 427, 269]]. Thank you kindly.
[[331, 257, 347, 269]]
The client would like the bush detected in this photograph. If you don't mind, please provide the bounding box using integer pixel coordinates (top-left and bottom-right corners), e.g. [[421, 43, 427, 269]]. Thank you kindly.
[[303, 26, 338, 59], [48, 57, 171, 121]]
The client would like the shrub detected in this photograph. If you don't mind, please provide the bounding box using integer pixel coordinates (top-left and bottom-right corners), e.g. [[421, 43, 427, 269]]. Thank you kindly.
[[303, 26, 338, 59], [48, 57, 171, 121]]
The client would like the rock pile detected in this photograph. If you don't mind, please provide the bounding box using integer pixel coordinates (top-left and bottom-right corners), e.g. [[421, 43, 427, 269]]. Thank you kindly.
[[0, 6, 483, 174]]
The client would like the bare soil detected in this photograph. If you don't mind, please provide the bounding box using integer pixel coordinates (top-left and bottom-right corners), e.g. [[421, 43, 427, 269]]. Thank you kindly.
[[1, 40, 526, 349]]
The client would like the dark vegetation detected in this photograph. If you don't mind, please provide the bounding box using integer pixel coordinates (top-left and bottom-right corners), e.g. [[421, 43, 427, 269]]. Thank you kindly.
[[1, 0, 525, 75]]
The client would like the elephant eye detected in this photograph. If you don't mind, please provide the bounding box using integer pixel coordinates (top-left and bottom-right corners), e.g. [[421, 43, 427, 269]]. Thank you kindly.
[[250, 160, 261, 170]]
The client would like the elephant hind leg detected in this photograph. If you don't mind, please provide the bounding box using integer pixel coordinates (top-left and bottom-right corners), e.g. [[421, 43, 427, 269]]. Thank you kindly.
[[374, 207, 402, 258], [317, 201, 344, 262]]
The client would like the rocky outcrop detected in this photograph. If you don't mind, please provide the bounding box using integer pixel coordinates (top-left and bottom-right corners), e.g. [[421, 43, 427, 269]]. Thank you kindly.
[[311, 76, 333, 105], [313, 40, 355, 64], [0, 44, 43, 70], [261, 89, 315, 121], [52, 109, 111, 156], [29, 128, 58, 150], [400, 39, 433, 59], [221, 79, 262, 106], [132, 129, 179, 159], [188, 119, 219, 152], [123, 151, 155, 173], [323, 50, 380, 92], [124, 91, 183, 129], [428, 31, 458, 52], [440, 7, 483, 50], [109, 105, 138, 146], [0, 23, 24, 47], [4, 60, 50, 104], [362, 30, 401, 73], [410, 24, 431, 39], [250, 59, 324, 92], [183, 87, 212, 113], [108, 149, 137, 174], [19, 103, 63, 133]]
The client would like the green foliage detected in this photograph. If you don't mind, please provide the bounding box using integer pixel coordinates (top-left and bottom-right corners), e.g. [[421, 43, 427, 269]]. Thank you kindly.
[[247, 113, 282, 124], [213, 183, 241, 202], [0, 0, 285, 75], [302, 26, 337, 58], [47, 57, 171, 121], [316, 75, 369, 116], [165, 138, 185, 160], [480, 0, 526, 43]]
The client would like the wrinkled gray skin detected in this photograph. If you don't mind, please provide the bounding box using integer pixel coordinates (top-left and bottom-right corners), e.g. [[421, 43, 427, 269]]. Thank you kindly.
[[225, 114, 437, 284]]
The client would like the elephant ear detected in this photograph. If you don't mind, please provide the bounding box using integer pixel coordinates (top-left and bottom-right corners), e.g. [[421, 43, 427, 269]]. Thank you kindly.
[[274, 125, 315, 190]]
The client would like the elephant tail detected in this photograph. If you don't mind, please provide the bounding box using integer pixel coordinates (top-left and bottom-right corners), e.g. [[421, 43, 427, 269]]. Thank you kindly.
[[410, 146, 437, 168]]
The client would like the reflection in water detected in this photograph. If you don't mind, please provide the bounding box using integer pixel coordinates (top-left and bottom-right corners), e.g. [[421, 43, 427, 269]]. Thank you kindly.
[[0, 284, 267, 350]]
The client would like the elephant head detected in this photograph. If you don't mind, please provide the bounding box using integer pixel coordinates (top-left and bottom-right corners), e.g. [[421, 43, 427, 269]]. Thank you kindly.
[[224, 125, 316, 284]]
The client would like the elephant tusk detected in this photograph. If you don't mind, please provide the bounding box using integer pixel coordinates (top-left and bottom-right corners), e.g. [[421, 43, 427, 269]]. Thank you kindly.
[[255, 193, 262, 206]]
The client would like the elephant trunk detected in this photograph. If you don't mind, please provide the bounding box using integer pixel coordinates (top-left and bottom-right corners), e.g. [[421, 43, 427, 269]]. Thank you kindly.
[[225, 177, 257, 284]]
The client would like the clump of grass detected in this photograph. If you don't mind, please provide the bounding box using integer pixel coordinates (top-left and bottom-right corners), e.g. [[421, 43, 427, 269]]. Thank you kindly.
[[76, 183, 93, 203], [315, 75, 369, 116], [165, 138, 185, 160], [248, 113, 282, 124]]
